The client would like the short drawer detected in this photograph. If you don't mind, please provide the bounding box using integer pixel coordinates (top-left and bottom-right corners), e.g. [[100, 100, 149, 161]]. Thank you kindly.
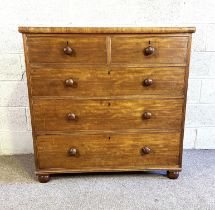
[[26, 35, 107, 64], [30, 66, 185, 97], [36, 133, 180, 170], [33, 99, 183, 132], [111, 36, 188, 65]]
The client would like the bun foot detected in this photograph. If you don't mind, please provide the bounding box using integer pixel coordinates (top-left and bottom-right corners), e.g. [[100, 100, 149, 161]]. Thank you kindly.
[[167, 171, 179, 179], [38, 174, 50, 183]]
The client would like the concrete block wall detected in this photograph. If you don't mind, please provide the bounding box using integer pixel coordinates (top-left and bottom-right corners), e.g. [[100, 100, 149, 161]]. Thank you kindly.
[[0, 0, 215, 154]]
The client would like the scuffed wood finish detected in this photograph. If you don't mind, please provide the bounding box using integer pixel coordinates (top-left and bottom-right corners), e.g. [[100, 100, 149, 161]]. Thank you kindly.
[[36, 133, 180, 170], [18, 26, 196, 34], [111, 36, 188, 65], [19, 27, 195, 181], [33, 98, 183, 132], [27, 36, 107, 64], [31, 66, 185, 98]]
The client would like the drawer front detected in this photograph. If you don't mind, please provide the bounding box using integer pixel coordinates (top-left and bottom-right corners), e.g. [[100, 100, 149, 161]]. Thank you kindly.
[[33, 99, 183, 132], [27, 35, 107, 64], [111, 36, 188, 65], [37, 133, 180, 170], [31, 66, 185, 97]]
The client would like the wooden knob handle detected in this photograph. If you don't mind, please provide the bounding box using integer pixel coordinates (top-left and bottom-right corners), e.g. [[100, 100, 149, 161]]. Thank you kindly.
[[67, 113, 76, 121], [63, 46, 73, 55], [143, 78, 153, 86], [65, 79, 75, 87], [143, 112, 152, 119], [68, 148, 77, 156], [142, 146, 151, 154], [144, 46, 155, 56]]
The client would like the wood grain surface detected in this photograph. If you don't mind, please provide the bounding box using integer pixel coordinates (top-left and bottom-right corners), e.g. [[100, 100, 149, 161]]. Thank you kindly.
[[30, 66, 185, 98], [32, 98, 183, 132], [26, 35, 107, 64], [111, 36, 188, 65], [36, 132, 181, 170]]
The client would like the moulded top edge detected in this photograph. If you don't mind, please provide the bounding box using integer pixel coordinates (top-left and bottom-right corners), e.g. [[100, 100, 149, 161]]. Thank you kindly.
[[18, 27, 196, 34]]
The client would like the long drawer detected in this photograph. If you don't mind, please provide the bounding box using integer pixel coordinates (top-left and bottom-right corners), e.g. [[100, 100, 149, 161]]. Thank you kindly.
[[36, 133, 181, 170], [33, 99, 183, 132], [30, 66, 185, 97], [26, 35, 107, 64]]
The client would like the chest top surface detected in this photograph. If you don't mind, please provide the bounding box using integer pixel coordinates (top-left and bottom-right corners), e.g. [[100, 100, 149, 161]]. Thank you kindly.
[[18, 26, 196, 34]]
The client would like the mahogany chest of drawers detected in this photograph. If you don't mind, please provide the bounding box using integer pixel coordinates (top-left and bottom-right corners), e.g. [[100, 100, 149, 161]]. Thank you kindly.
[[19, 27, 195, 183]]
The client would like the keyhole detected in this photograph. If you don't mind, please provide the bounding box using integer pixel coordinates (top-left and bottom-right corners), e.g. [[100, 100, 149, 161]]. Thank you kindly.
[[149, 40, 151, 45], [66, 41, 69, 45], [108, 102, 111, 106], [108, 136, 111, 140], [108, 71, 111, 75]]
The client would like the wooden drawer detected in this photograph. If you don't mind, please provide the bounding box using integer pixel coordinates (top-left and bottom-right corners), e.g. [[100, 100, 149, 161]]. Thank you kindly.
[[33, 99, 183, 132], [36, 133, 180, 170], [111, 36, 188, 65], [30, 66, 185, 97], [26, 35, 107, 64]]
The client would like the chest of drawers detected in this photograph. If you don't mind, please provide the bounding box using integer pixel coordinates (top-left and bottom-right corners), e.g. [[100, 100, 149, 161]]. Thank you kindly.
[[19, 27, 195, 183]]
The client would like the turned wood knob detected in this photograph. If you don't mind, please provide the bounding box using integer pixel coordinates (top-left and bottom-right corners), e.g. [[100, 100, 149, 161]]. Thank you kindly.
[[65, 79, 75, 87], [67, 113, 76, 121], [144, 46, 155, 56], [143, 112, 152, 119], [63, 46, 73, 55], [141, 146, 151, 154], [143, 78, 153, 86], [68, 148, 77, 156]]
